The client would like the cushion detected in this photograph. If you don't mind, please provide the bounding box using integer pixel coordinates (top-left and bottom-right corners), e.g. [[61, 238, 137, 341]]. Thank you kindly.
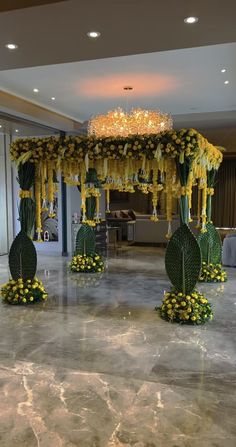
[[121, 210, 129, 218], [128, 209, 136, 220]]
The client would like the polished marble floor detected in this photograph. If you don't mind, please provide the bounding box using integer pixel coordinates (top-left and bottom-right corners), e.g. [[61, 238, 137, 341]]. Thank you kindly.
[[0, 246, 235, 447]]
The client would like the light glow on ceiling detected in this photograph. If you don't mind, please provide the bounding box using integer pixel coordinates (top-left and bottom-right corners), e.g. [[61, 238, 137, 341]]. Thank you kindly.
[[87, 31, 101, 38], [5, 43, 18, 50], [184, 16, 199, 24]]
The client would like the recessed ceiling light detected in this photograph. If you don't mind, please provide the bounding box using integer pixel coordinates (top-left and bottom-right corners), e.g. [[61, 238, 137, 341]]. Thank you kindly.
[[33, 88, 39, 93], [5, 43, 18, 50], [87, 31, 101, 38], [221, 68, 226, 73], [51, 97, 56, 101], [15, 129, 19, 133], [224, 80, 229, 84], [0, 125, 2, 128], [184, 16, 199, 24]]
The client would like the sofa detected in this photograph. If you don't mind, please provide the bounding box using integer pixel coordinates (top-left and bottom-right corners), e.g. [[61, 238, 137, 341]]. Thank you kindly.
[[127, 214, 199, 245], [107, 210, 199, 244]]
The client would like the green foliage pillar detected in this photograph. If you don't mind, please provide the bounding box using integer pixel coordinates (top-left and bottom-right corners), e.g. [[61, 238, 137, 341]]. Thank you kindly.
[[17, 162, 36, 237]]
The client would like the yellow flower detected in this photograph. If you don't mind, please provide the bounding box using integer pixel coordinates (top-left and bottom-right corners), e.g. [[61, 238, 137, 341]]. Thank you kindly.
[[22, 298, 27, 303], [29, 296, 34, 302], [191, 316, 196, 321]]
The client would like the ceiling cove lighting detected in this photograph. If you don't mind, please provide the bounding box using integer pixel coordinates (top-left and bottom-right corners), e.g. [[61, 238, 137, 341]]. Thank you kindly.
[[87, 31, 101, 38], [88, 107, 173, 138], [33, 88, 39, 93], [5, 43, 18, 50], [184, 16, 199, 24]]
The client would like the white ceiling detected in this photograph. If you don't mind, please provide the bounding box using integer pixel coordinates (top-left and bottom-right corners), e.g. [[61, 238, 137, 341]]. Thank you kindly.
[[0, 0, 236, 71], [0, 42, 236, 125]]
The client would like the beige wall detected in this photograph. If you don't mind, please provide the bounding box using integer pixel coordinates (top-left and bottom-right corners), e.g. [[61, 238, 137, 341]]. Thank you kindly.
[[198, 126, 236, 153]]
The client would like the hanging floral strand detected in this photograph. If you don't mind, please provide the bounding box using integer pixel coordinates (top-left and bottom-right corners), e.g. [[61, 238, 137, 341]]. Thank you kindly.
[[35, 164, 42, 242]]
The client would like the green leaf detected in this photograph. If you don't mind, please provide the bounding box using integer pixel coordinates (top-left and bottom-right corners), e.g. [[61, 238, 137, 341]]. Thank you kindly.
[[86, 196, 96, 220], [19, 198, 35, 237], [198, 222, 222, 264], [165, 224, 201, 294], [75, 224, 96, 255], [9, 231, 37, 280]]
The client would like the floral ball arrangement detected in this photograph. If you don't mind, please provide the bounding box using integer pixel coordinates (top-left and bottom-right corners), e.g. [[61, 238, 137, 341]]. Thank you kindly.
[[158, 290, 213, 324], [1, 277, 48, 305], [69, 253, 104, 273], [199, 262, 227, 283]]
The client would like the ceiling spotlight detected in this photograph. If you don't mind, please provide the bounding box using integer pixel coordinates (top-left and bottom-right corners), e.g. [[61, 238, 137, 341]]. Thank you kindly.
[[15, 129, 19, 133], [0, 125, 2, 128], [51, 97, 56, 101], [221, 68, 226, 73], [33, 88, 39, 93], [5, 43, 18, 50], [184, 16, 199, 24], [87, 31, 101, 38], [224, 80, 229, 84]]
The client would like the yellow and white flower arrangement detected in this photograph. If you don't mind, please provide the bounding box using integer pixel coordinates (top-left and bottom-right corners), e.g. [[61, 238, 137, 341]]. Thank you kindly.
[[69, 253, 104, 273], [10, 130, 222, 168], [158, 289, 213, 324], [1, 277, 48, 305], [199, 262, 227, 283]]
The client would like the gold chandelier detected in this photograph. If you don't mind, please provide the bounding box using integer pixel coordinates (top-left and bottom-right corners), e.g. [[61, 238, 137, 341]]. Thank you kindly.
[[88, 107, 173, 138]]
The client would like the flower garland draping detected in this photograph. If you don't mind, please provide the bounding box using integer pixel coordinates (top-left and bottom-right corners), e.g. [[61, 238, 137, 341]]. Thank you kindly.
[[10, 129, 223, 233]]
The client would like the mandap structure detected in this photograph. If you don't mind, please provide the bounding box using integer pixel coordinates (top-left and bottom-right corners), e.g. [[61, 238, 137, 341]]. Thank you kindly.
[[1, 128, 226, 323]]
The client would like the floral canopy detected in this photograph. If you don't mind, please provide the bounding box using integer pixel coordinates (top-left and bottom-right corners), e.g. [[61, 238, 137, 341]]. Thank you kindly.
[[11, 128, 223, 236]]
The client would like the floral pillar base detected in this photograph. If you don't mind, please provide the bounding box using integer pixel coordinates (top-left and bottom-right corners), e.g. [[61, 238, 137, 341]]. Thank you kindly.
[[1, 277, 47, 305], [158, 290, 213, 324]]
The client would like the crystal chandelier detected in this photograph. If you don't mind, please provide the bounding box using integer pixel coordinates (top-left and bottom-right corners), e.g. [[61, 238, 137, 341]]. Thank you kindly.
[[88, 107, 173, 138]]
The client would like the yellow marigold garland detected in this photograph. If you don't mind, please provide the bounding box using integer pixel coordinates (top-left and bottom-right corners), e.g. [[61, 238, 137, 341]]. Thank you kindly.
[[35, 164, 42, 241]]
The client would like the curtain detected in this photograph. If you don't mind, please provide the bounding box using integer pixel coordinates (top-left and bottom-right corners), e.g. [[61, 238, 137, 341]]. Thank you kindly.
[[212, 159, 236, 228]]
